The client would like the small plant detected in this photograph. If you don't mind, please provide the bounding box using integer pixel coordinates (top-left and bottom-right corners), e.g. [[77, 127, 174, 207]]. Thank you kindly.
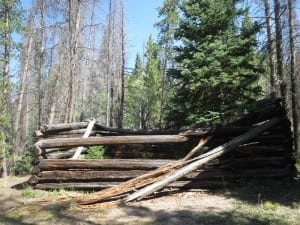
[[86, 146, 106, 159], [13, 149, 33, 175], [264, 201, 279, 211], [21, 187, 38, 198]]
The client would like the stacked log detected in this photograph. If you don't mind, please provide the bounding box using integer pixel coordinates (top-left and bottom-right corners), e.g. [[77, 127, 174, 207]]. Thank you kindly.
[[29, 98, 296, 191]]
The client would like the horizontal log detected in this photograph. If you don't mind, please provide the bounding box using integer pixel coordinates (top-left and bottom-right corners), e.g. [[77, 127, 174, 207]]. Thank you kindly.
[[38, 159, 174, 170], [236, 145, 287, 152], [35, 166, 290, 183], [215, 157, 289, 168], [35, 135, 189, 149], [34, 147, 74, 156], [37, 170, 147, 181], [34, 180, 230, 190], [40, 122, 89, 133]]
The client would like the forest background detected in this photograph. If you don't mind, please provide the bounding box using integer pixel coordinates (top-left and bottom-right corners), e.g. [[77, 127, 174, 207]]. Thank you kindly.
[[0, 0, 299, 177]]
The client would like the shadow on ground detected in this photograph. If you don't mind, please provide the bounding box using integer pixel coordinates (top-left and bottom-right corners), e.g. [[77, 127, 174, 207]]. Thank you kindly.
[[212, 177, 300, 207]]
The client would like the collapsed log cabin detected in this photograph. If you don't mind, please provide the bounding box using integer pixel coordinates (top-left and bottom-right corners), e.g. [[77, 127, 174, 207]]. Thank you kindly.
[[29, 98, 296, 204]]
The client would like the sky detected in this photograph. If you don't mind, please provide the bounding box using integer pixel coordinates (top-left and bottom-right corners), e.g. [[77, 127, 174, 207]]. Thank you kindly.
[[124, 0, 163, 69]]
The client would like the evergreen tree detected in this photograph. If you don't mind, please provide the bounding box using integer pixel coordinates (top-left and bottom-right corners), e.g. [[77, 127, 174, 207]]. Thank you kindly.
[[166, 0, 264, 128], [124, 53, 146, 129], [155, 0, 180, 127], [125, 36, 163, 129], [144, 36, 162, 128]]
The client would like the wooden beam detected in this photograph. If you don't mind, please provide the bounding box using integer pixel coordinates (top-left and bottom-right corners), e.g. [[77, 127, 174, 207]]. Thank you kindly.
[[37, 159, 174, 170], [34, 135, 189, 149]]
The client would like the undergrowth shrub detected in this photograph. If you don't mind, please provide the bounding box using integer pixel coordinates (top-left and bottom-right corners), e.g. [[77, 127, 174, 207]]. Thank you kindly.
[[86, 146, 106, 159], [13, 149, 33, 175]]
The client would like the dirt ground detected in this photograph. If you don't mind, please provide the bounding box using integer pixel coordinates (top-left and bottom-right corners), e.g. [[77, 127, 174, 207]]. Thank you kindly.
[[0, 176, 299, 225], [0, 176, 236, 225]]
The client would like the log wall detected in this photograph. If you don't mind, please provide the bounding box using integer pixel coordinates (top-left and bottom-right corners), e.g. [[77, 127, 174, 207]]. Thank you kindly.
[[29, 98, 296, 191]]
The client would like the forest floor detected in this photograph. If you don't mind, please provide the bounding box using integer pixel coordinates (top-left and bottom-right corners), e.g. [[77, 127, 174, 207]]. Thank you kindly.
[[0, 170, 300, 225]]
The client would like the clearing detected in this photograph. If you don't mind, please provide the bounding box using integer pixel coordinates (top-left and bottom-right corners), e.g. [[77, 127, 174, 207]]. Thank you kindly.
[[0, 175, 299, 225]]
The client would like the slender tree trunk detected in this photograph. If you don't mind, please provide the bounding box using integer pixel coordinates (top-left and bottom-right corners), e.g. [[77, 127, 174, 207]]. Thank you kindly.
[[106, 0, 113, 127], [15, 35, 32, 135], [66, 0, 81, 123], [37, 0, 46, 127], [274, 0, 287, 108], [14, 30, 33, 156], [263, 0, 277, 93], [2, 2, 12, 172], [1, 139, 7, 179], [287, 0, 299, 153], [3, 3, 10, 114], [117, 0, 125, 128], [159, 53, 168, 128]]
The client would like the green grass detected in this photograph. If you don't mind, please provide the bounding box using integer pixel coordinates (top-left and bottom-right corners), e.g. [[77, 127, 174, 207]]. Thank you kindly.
[[21, 187, 39, 198]]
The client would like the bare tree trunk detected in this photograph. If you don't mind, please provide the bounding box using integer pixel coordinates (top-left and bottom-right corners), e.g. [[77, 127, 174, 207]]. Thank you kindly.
[[3, 3, 10, 114], [66, 0, 81, 123], [117, 0, 125, 128], [14, 19, 34, 156], [263, 0, 277, 93], [37, 0, 46, 127], [2, 2, 12, 172], [106, 0, 113, 127], [287, 0, 299, 153], [274, 0, 287, 108], [1, 139, 7, 179], [15, 36, 32, 135]]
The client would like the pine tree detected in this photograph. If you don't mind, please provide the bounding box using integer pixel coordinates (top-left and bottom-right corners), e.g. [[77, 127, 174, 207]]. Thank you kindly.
[[155, 0, 180, 128], [124, 53, 146, 129], [166, 0, 264, 128]]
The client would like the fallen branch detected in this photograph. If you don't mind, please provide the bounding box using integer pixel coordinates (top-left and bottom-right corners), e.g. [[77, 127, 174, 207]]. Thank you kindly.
[[124, 117, 280, 202]]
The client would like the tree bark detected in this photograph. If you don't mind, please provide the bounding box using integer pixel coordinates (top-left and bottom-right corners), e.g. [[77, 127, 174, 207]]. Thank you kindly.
[[274, 0, 287, 108], [287, 0, 299, 153], [263, 0, 277, 93]]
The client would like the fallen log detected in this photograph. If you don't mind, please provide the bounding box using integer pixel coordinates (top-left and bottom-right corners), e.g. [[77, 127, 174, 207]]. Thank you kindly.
[[34, 135, 189, 149], [123, 117, 280, 203], [75, 137, 210, 205]]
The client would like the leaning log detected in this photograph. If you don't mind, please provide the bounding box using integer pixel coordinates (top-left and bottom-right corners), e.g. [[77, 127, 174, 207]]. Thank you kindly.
[[72, 119, 96, 159], [123, 117, 280, 203]]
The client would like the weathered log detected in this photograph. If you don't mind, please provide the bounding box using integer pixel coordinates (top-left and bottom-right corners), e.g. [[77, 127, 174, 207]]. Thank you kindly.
[[35, 166, 290, 183], [123, 117, 280, 203], [38, 159, 174, 170], [215, 156, 289, 168], [34, 180, 230, 191], [40, 122, 89, 133], [37, 170, 147, 181], [35, 135, 189, 149]]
